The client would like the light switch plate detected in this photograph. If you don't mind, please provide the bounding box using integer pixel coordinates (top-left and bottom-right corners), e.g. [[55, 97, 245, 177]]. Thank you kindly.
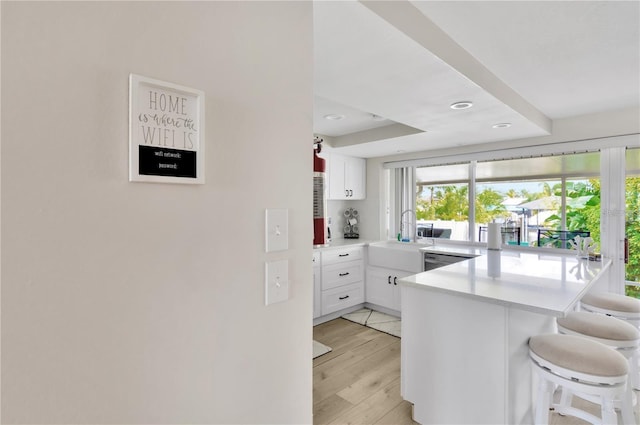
[[265, 209, 288, 252], [265, 260, 289, 305]]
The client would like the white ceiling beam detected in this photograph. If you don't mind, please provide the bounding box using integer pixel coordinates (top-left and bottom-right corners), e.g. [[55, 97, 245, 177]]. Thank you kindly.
[[360, 0, 552, 134]]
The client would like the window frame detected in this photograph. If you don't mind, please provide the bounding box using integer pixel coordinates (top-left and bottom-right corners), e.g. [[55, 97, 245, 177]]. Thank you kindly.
[[385, 135, 639, 294], [415, 163, 600, 245]]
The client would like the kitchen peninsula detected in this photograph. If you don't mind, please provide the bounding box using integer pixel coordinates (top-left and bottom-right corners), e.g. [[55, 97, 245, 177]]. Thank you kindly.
[[399, 250, 611, 425]]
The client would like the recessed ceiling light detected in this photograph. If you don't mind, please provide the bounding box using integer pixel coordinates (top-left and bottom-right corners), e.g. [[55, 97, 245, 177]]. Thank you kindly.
[[324, 114, 345, 121], [450, 101, 473, 110], [492, 123, 512, 128]]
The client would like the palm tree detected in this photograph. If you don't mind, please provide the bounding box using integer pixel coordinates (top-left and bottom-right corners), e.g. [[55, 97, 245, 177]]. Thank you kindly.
[[506, 189, 518, 198], [539, 182, 552, 198]]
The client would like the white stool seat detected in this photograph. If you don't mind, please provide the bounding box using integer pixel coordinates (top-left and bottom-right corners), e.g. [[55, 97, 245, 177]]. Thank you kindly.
[[529, 333, 632, 425], [530, 333, 629, 378], [558, 311, 640, 345], [581, 292, 640, 320], [581, 292, 640, 390]]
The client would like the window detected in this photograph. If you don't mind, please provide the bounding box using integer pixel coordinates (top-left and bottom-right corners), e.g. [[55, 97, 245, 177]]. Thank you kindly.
[[385, 137, 638, 295], [625, 148, 640, 297], [475, 152, 600, 248], [412, 152, 601, 246], [475, 179, 562, 246], [416, 163, 469, 241]]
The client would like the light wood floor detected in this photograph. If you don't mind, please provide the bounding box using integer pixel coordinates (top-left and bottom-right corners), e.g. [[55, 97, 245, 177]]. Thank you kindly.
[[313, 318, 416, 425], [313, 318, 640, 425]]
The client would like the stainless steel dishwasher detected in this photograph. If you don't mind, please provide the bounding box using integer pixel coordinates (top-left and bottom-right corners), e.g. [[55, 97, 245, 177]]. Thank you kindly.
[[423, 252, 477, 271]]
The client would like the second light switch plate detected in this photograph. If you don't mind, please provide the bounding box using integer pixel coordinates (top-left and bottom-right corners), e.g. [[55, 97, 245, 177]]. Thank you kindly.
[[265, 259, 289, 305], [265, 209, 288, 252]]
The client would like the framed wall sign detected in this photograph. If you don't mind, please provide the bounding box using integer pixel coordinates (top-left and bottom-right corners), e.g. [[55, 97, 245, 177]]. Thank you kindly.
[[129, 74, 205, 184]]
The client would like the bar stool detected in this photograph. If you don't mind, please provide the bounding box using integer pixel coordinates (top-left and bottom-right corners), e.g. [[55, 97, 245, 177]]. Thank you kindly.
[[581, 292, 640, 389], [581, 292, 640, 327], [556, 311, 638, 424], [529, 333, 631, 425]]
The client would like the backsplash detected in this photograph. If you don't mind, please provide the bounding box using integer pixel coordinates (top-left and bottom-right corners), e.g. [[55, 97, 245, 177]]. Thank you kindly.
[[328, 200, 364, 240]]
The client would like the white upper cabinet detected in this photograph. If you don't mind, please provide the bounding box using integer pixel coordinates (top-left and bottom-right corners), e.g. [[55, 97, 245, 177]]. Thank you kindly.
[[327, 153, 366, 200]]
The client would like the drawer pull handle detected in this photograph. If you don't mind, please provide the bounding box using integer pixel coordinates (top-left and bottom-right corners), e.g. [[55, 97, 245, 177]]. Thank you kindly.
[[338, 253, 350, 257], [339, 272, 350, 277], [388, 276, 391, 284], [394, 276, 398, 285], [339, 295, 350, 300]]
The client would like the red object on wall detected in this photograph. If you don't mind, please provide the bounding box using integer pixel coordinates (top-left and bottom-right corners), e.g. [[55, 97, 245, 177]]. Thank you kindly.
[[313, 141, 328, 246]]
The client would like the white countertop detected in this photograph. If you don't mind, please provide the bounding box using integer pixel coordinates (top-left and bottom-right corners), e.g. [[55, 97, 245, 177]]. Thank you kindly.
[[420, 244, 484, 256], [313, 239, 372, 251], [399, 250, 611, 317]]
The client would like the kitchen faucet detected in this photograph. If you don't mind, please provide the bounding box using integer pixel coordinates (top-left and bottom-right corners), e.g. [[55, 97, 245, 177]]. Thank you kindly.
[[400, 209, 416, 242]]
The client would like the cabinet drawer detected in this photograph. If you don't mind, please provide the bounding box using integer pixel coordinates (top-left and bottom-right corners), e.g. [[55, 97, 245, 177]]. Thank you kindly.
[[321, 261, 363, 290], [321, 282, 364, 316], [312, 251, 321, 267], [322, 247, 363, 265]]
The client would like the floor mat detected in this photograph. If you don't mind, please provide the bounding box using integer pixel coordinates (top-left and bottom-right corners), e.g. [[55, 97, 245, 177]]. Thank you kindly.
[[313, 340, 332, 359], [342, 308, 401, 338]]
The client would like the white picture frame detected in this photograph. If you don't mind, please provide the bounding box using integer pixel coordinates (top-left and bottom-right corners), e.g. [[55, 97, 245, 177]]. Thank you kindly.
[[129, 74, 205, 184]]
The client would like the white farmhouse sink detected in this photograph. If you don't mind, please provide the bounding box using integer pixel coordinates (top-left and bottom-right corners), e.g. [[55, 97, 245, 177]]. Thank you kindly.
[[368, 241, 424, 273]]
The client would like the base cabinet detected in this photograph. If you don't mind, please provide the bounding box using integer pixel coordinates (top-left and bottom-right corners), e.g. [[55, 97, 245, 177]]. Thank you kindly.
[[401, 284, 554, 424], [366, 266, 412, 313], [313, 252, 321, 319], [318, 246, 365, 317], [315, 244, 419, 320], [321, 282, 364, 316]]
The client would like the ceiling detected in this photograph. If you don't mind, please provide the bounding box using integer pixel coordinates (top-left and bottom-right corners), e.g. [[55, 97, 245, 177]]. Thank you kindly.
[[313, 1, 640, 158]]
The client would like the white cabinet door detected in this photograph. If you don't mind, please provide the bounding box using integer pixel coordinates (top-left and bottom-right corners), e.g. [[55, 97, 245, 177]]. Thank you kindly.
[[328, 153, 347, 200], [313, 252, 321, 318], [345, 156, 366, 199], [366, 266, 413, 312], [327, 153, 366, 200], [366, 266, 395, 311], [313, 267, 321, 319], [390, 271, 412, 312]]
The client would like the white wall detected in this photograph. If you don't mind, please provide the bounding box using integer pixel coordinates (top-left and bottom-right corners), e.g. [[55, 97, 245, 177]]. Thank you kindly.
[[1, 2, 312, 424]]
